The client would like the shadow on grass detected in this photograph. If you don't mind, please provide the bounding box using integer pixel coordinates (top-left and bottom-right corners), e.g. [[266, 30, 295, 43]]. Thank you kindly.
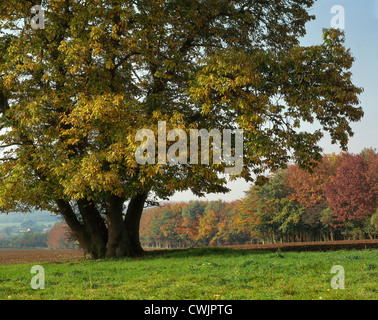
[[143, 247, 272, 259]]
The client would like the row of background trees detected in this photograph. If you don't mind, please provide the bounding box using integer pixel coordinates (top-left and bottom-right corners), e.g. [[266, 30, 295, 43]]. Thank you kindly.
[[140, 149, 378, 248]]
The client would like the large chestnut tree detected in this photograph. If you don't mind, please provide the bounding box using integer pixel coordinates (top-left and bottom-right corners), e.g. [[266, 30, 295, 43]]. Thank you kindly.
[[0, 0, 363, 258]]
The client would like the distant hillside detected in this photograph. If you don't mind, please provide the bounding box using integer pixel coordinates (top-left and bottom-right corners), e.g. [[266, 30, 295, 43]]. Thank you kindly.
[[0, 211, 61, 224]]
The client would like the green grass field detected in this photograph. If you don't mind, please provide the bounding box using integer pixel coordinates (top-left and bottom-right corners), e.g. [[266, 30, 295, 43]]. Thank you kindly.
[[0, 248, 377, 300]]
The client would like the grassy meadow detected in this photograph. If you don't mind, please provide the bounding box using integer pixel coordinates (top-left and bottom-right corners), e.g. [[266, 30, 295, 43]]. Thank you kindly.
[[0, 248, 377, 300]]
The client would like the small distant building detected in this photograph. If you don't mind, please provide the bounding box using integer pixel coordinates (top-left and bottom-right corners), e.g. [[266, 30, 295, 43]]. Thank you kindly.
[[73, 240, 81, 250], [19, 228, 31, 233]]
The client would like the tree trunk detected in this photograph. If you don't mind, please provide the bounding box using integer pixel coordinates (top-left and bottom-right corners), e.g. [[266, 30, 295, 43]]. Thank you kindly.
[[77, 199, 108, 259], [55, 192, 148, 259], [55, 198, 108, 259], [124, 193, 148, 256], [105, 195, 131, 257]]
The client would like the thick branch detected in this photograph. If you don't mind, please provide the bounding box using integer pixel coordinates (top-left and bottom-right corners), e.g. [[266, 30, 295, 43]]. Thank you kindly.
[[0, 91, 9, 113], [55, 199, 83, 234], [115, 51, 141, 69], [0, 157, 18, 161]]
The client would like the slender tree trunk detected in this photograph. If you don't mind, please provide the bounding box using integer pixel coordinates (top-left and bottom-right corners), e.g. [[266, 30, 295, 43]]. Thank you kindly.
[[55, 199, 87, 250], [124, 193, 148, 256]]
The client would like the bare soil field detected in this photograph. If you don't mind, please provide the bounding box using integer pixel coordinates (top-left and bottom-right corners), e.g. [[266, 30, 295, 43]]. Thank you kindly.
[[0, 249, 84, 266], [0, 240, 377, 265]]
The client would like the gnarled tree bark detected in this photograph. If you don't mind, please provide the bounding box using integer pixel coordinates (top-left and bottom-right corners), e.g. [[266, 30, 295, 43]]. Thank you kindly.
[[55, 192, 148, 259]]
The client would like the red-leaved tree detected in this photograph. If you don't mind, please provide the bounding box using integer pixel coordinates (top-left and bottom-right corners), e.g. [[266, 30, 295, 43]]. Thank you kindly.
[[326, 153, 377, 226], [287, 153, 341, 208]]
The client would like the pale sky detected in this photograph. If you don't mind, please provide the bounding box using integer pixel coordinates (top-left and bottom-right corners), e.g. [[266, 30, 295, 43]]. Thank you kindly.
[[169, 0, 378, 203]]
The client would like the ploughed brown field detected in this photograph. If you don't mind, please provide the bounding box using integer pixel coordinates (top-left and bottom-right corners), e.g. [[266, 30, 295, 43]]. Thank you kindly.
[[0, 249, 84, 266], [0, 239, 377, 265]]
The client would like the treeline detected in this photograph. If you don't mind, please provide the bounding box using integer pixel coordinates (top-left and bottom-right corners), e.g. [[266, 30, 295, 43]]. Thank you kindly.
[[140, 149, 378, 248], [0, 232, 48, 248], [140, 200, 246, 248]]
